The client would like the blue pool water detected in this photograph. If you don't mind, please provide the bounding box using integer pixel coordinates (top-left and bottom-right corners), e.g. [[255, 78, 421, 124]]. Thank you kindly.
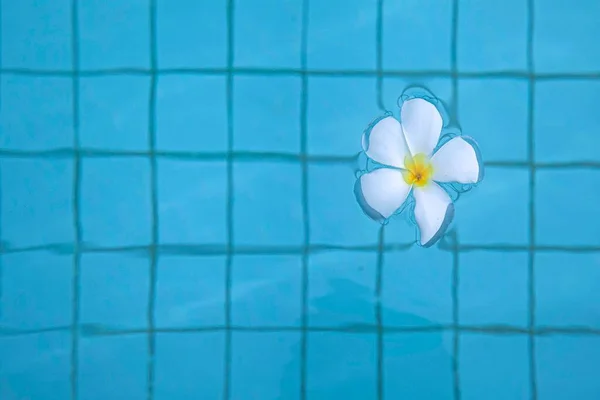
[[1, 0, 600, 399]]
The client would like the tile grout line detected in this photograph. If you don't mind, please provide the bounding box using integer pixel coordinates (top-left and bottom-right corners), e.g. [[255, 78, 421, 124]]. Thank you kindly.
[[376, 0, 385, 111], [0, 0, 3, 321], [4, 324, 600, 337], [223, 0, 235, 398], [526, 0, 538, 398], [69, 0, 82, 399], [4, 67, 600, 80], [450, 0, 461, 399], [375, 1, 386, 399], [146, 0, 159, 399], [299, 0, 310, 399]]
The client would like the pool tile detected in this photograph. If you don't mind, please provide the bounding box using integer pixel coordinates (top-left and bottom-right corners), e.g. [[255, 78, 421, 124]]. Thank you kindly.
[[458, 78, 528, 162], [78, 334, 147, 400], [384, 332, 454, 399], [308, 163, 379, 246], [0, 252, 72, 329], [536, 169, 600, 247], [231, 332, 301, 400], [79, 0, 149, 69], [307, 332, 377, 399], [0, 76, 73, 150], [383, 77, 452, 116], [155, 256, 225, 328], [0, 332, 70, 400], [460, 334, 530, 400], [156, 75, 227, 152], [156, 0, 226, 68], [233, 161, 303, 247], [454, 167, 529, 246], [308, 251, 377, 327], [234, 0, 302, 68], [459, 251, 529, 327], [535, 80, 600, 163], [154, 332, 224, 400], [157, 160, 227, 245], [382, 0, 452, 70], [382, 246, 453, 327], [234, 75, 301, 153], [537, 335, 600, 398], [231, 255, 302, 327], [1, 0, 71, 69], [307, 77, 379, 156], [308, 0, 377, 70], [457, 0, 527, 71], [534, 0, 600, 72], [80, 253, 149, 329], [79, 76, 150, 151], [81, 158, 151, 247], [536, 252, 600, 328], [1, 158, 73, 248]]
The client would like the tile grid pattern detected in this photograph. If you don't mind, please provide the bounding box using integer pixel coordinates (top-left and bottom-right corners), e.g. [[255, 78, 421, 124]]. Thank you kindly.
[[1, 0, 600, 400]]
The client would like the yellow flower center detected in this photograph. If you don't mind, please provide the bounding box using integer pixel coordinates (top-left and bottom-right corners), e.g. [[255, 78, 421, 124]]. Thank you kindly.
[[402, 153, 434, 187]]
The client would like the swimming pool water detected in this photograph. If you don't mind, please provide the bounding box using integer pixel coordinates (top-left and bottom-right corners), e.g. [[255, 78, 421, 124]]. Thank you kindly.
[[1, 0, 600, 399]]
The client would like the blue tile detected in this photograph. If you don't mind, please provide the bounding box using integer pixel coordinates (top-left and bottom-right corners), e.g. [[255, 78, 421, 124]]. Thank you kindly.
[[156, 0, 226, 68], [460, 251, 528, 327], [79, 76, 150, 150], [1, 158, 73, 248], [454, 167, 529, 245], [0, 332, 70, 400], [234, 0, 302, 68], [457, 0, 527, 71], [536, 252, 600, 327], [79, 0, 149, 69], [308, 251, 377, 327], [0, 0, 71, 69], [234, 75, 301, 153], [0, 252, 72, 329], [308, 163, 379, 246], [233, 161, 303, 246], [307, 77, 378, 156], [81, 158, 151, 247], [383, 77, 452, 116], [384, 332, 454, 399], [307, 0, 376, 70], [231, 332, 300, 400], [155, 256, 225, 328], [157, 160, 227, 245], [458, 78, 528, 161], [382, 0, 452, 70], [534, 0, 600, 73], [80, 253, 149, 329], [154, 332, 224, 400], [0, 76, 73, 150], [78, 335, 147, 400], [156, 75, 227, 152], [537, 336, 600, 399], [232, 255, 302, 327], [460, 334, 529, 400], [383, 214, 418, 245], [536, 169, 600, 246], [535, 80, 600, 163], [306, 332, 376, 399], [382, 246, 452, 327]]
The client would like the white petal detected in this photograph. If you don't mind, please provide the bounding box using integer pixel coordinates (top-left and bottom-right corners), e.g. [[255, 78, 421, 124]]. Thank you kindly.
[[362, 117, 410, 168], [413, 183, 454, 247], [431, 137, 483, 184], [400, 98, 443, 157], [355, 168, 412, 221]]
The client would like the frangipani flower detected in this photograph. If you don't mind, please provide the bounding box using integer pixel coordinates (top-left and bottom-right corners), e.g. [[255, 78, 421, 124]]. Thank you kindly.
[[355, 89, 483, 247]]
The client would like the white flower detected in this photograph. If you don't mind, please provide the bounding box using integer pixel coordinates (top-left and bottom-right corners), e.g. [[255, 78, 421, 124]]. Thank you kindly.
[[355, 90, 483, 247]]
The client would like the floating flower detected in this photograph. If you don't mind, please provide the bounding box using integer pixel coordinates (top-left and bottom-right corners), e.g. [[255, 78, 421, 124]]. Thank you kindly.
[[355, 88, 483, 247]]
